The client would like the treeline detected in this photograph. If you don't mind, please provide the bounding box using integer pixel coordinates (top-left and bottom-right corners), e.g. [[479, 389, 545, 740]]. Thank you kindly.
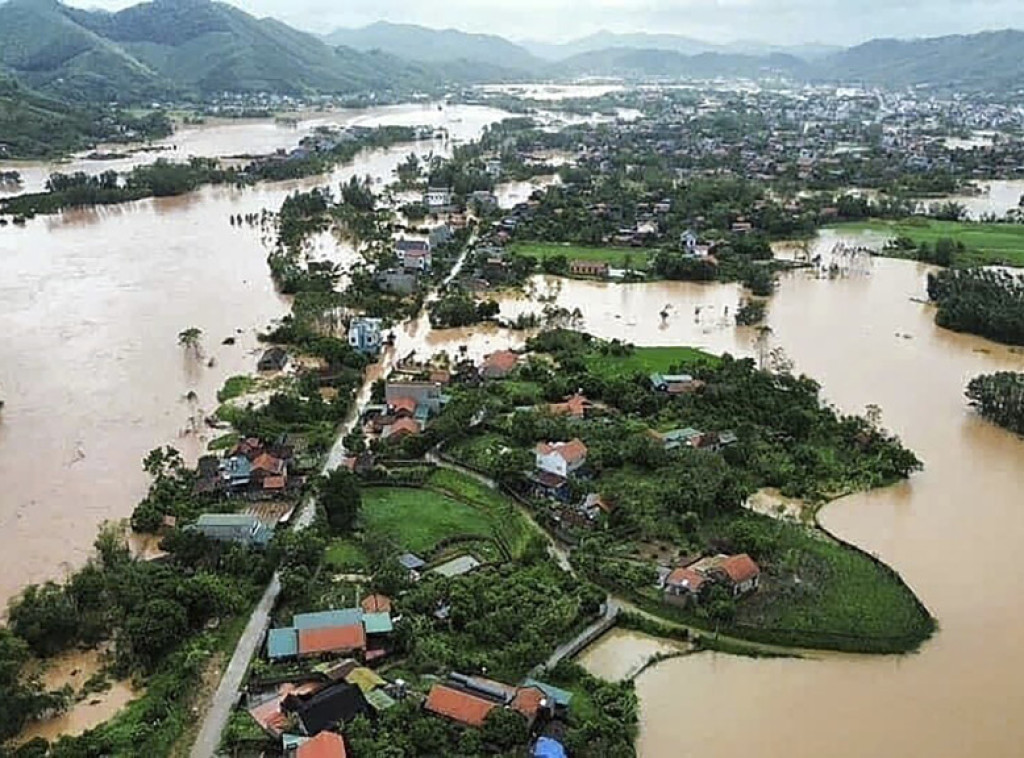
[[427, 292, 500, 328], [886, 235, 968, 266], [0, 158, 241, 216], [966, 372, 1024, 435], [927, 268, 1024, 345]]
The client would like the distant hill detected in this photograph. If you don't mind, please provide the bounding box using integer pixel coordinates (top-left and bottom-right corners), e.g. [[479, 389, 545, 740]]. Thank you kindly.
[[523, 31, 840, 62], [324, 21, 540, 72], [555, 47, 808, 80], [817, 30, 1024, 90], [0, 0, 435, 101]]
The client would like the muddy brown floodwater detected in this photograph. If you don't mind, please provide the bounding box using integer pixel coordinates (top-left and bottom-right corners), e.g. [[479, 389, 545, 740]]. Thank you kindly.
[[0, 103, 510, 609], [560, 230, 1024, 758]]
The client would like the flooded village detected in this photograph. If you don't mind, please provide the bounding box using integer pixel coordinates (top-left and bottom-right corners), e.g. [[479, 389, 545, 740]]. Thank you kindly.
[[3, 71, 1024, 758]]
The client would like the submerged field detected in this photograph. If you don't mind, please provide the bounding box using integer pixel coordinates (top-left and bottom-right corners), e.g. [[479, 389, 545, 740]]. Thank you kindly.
[[832, 219, 1024, 267]]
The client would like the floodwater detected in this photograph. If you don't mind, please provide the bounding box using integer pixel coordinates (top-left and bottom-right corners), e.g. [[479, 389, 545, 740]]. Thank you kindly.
[[577, 629, 688, 683], [566, 230, 1024, 758], [18, 648, 137, 745], [0, 103, 510, 608], [938, 179, 1024, 220]]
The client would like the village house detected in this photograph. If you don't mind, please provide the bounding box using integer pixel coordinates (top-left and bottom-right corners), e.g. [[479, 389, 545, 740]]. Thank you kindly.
[[686, 554, 762, 597], [535, 439, 588, 478], [424, 186, 454, 211], [258, 346, 289, 372], [347, 317, 383, 356], [652, 427, 705, 451], [480, 350, 520, 380], [663, 566, 707, 606], [547, 393, 596, 419], [649, 372, 703, 395], [561, 492, 614, 530], [294, 732, 347, 758], [429, 223, 454, 248], [267, 606, 394, 663], [192, 513, 274, 547], [395, 239, 432, 272], [568, 260, 609, 278], [424, 673, 556, 730]]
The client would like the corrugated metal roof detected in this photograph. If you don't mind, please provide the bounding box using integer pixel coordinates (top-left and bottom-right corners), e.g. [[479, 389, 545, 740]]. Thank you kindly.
[[267, 628, 298, 660], [364, 688, 396, 712], [343, 667, 386, 693], [293, 609, 363, 630], [522, 678, 574, 708], [197, 513, 259, 527], [362, 612, 393, 635]]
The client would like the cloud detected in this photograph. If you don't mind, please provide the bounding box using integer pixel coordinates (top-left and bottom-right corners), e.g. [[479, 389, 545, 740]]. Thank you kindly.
[[65, 0, 1024, 45]]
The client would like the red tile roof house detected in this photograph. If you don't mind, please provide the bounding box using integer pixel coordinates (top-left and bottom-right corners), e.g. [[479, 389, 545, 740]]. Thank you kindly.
[[480, 350, 520, 379], [298, 625, 367, 658], [296, 731, 348, 758], [663, 567, 707, 606], [387, 396, 418, 418], [710, 554, 761, 596], [547, 393, 594, 419], [383, 417, 421, 440], [535, 439, 588, 479]]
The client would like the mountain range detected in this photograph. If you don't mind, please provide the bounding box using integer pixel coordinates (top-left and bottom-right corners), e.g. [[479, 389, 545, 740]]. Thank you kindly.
[[0, 0, 1022, 105]]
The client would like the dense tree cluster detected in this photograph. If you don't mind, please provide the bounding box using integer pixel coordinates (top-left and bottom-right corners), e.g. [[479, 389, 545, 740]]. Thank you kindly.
[[927, 268, 1024, 344], [428, 292, 500, 328], [966, 372, 1024, 435]]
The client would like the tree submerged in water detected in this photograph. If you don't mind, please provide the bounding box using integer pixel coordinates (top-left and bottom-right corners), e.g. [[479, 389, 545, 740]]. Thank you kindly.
[[966, 372, 1024, 435], [177, 327, 203, 357]]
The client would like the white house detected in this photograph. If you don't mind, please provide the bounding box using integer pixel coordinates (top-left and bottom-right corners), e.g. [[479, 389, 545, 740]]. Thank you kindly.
[[535, 439, 588, 478], [395, 239, 432, 272], [348, 317, 383, 355], [424, 186, 454, 210]]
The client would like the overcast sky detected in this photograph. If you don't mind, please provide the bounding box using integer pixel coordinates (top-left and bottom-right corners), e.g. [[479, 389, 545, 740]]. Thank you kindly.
[[68, 0, 1024, 45]]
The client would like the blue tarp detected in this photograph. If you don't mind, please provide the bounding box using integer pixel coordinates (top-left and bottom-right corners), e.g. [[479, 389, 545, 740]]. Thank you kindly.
[[534, 737, 568, 758]]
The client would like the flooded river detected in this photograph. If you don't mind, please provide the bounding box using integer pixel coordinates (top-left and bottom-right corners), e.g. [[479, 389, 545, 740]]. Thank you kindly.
[[0, 103, 510, 607]]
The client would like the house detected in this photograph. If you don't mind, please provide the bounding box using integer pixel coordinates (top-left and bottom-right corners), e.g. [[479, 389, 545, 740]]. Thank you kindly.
[[649, 373, 703, 395], [664, 566, 706, 605], [251, 452, 287, 482], [219, 455, 252, 488], [360, 594, 392, 614], [680, 228, 699, 252], [295, 731, 347, 758], [192, 513, 273, 547], [384, 381, 443, 414], [429, 224, 454, 248], [259, 347, 289, 372], [398, 552, 426, 577], [424, 685, 497, 727], [712, 554, 761, 596], [395, 239, 432, 272], [424, 186, 454, 211], [432, 554, 482, 578], [485, 159, 502, 177], [520, 679, 573, 713], [563, 492, 615, 529], [529, 471, 571, 503], [348, 317, 383, 356], [535, 439, 588, 478], [656, 427, 705, 451], [568, 260, 609, 278], [480, 350, 519, 379], [282, 682, 370, 736], [548, 393, 594, 419], [298, 625, 366, 658], [374, 269, 419, 295]]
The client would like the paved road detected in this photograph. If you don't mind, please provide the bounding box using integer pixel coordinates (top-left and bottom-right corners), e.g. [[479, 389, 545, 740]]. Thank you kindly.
[[190, 574, 281, 758], [537, 599, 621, 673]]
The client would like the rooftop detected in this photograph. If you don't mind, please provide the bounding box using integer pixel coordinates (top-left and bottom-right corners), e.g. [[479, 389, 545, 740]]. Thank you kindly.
[[298, 624, 366, 656], [424, 684, 497, 728]]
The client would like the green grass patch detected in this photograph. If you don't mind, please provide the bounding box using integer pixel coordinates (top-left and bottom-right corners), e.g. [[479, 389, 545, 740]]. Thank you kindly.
[[831, 219, 1024, 267], [325, 538, 370, 570], [585, 345, 719, 381], [361, 486, 494, 554], [511, 242, 650, 268], [217, 375, 258, 403], [427, 469, 533, 557], [208, 432, 240, 452]]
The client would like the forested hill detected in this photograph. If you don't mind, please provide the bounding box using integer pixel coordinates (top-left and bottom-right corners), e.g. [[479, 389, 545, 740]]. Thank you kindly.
[[0, 0, 436, 102], [817, 30, 1024, 90], [0, 75, 172, 158]]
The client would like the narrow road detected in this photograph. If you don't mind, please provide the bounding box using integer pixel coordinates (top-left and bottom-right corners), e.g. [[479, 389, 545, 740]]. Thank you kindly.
[[192, 229, 479, 757], [190, 574, 280, 758], [536, 598, 621, 674]]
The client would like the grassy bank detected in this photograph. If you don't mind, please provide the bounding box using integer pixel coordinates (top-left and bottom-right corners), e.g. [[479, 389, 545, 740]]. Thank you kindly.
[[830, 219, 1024, 267], [510, 241, 651, 268], [585, 344, 720, 380], [361, 487, 495, 554]]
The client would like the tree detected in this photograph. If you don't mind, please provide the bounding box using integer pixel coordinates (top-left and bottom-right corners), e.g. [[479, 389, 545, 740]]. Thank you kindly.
[[320, 469, 362, 534], [123, 598, 188, 669], [177, 327, 203, 357], [482, 707, 528, 750]]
